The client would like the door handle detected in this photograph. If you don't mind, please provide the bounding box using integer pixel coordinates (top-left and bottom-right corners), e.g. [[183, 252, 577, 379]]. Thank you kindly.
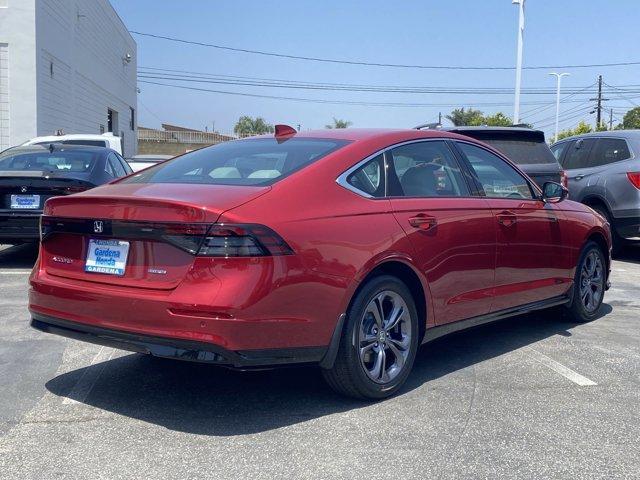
[[496, 211, 518, 227], [574, 175, 584, 181], [408, 214, 437, 230]]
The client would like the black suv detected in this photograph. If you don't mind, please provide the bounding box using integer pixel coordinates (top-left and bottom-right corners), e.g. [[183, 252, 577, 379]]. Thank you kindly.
[[441, 127, 564, 188]]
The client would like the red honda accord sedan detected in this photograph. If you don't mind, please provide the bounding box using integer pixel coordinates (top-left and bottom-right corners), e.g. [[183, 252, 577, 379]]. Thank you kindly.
[[29, 126, 611, 399]]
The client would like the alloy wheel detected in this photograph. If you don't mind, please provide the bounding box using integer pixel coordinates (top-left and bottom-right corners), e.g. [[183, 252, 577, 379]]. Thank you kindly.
[[580, 250, 604, 313], [358, 290, 412, 384]]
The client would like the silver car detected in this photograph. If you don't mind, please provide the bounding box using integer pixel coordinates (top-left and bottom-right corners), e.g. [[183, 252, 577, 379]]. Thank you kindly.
[[551, 130, 640, 253]]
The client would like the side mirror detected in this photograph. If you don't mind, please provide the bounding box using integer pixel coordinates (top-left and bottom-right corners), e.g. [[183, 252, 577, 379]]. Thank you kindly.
[[542, 181, 568, 203]]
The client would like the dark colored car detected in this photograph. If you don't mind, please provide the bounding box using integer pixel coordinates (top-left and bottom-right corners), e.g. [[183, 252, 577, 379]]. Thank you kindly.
[[442, 127, 566, 189], [0, 144, 132, 244], [30, 127, 610, 399]]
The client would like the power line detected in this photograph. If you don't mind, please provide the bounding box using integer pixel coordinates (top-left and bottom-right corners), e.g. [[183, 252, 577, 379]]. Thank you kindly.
[[131, 31, 640, 71], [536, 107, 593, 130], [604, 82, 640, 108], [138, 66, 594, 95], [138, 80, 582, 108], [137, 72, 602, 96], [520, 82, 597, 120]]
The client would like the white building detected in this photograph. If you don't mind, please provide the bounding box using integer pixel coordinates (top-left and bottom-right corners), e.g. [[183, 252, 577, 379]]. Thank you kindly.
[[0, 0, 137, 156]]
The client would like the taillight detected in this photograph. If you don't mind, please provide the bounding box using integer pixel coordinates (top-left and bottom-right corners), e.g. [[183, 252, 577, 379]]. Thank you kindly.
[[560, 170, 569, 189], [627, 172, 640, 189], [198, 224, 293, 257]]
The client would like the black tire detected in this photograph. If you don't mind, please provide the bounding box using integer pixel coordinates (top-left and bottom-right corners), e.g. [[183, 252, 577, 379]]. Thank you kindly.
[[591, 205, 622, 256], [321, 275, 419, 400], [564, 241, 606, 323]]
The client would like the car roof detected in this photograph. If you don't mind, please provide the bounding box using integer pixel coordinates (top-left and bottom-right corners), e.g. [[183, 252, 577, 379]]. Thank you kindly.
[[555, 129, 640, 142], [442, 126, 542, 134], [442, 126, 546, 142], [252, 128, 476, 143], [1, 144, 114, 155], [28, 133, 120, 142]]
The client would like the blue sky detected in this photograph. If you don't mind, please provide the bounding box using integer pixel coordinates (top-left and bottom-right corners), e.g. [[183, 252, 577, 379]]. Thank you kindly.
[[111, 0, 640, 137]]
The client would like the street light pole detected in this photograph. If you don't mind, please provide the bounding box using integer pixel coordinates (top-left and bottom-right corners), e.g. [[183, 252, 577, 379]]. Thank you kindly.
[[512, 0, 525, 124], [549, 72, 570, 143]]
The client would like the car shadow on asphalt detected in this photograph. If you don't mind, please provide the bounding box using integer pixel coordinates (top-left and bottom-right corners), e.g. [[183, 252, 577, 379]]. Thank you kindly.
[[615, 245, 640, 265], [44, 304, 612, 436], [0, 242, 39, 268]]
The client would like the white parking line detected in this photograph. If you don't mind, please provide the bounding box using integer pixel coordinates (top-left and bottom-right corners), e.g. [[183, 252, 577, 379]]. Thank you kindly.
[[0, 271, 32, 275], [524, 347, 597, 387], [62, 346, 115, 405]]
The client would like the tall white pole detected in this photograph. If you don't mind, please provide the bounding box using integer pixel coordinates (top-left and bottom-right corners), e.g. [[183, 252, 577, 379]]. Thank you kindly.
[[513, 0, 525, 124], [550, 72, 570, 143]]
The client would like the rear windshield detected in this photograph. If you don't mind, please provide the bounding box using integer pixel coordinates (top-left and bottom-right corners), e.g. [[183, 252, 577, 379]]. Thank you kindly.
[[481, 139, 558, 165], [123, 138, 349, 186], [0, 150, 98, 173]]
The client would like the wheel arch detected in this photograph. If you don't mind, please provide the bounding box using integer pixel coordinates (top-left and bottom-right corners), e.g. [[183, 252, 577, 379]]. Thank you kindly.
[[581, 195, 613, 217], [345, 257, 432, 341], [320, 257, 431, 370], [584, 229, 611, 272]]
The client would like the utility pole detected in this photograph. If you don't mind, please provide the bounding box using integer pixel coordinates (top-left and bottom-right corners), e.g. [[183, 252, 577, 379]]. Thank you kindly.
[[589, 75, 608, 129], [549, 72, 570, 143], [512, 0, 525, 124], [438, 112, 442, 125], [596, 75, 603, 126], [609, 108, 614, 130]]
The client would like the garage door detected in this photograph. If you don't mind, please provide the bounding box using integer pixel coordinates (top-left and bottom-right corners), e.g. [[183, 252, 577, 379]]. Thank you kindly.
[[0, 44, 9, 151]]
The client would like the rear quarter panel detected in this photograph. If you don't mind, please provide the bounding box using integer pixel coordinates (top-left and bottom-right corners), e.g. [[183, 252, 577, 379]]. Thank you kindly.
[[218, 140, 435, 344]]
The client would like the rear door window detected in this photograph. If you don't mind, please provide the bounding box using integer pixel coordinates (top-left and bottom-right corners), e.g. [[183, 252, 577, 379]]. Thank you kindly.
[[562, 138, 596, 169], [589, 138, 631, 167], [387, 141, 469, 197]]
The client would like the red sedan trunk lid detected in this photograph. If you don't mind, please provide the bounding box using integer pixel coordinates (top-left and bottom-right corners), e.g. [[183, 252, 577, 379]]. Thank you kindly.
[[43, 183, 270, 222], [39, 183, 270, 289]]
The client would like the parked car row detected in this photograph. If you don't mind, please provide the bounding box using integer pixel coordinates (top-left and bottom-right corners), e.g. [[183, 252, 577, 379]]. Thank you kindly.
[[26, 125, 612, 399]]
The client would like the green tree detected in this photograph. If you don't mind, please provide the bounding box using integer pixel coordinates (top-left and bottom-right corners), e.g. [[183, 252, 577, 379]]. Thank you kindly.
[[233, 116, 275, 136], [555, 121, 593, 141], [325, 118, 352, 129], [445, 108, 484, 126], [483, 112, 513, 127], [620, 107, 640, 129]]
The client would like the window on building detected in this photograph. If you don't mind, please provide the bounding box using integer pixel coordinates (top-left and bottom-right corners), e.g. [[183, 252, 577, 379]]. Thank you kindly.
[[107, 109, 118, 133], [130, 107, 135, 131]]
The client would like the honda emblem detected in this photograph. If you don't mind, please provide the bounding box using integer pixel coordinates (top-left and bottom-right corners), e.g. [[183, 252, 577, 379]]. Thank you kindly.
[[93, 221, 104, 233]]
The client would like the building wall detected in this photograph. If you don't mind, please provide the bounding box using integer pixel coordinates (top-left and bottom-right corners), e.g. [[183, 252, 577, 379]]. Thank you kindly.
[[0, 0, 38, 150], [35, 0, 138, 156]]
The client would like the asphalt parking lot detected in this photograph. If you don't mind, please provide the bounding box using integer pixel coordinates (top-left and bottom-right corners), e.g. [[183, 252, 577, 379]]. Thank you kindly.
[[0, 243, 638, 479]]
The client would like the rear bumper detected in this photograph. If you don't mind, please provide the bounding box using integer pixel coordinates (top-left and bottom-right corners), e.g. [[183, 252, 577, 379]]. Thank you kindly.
[[30, 312, 326, 369], [0, 211, 41, 240]]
